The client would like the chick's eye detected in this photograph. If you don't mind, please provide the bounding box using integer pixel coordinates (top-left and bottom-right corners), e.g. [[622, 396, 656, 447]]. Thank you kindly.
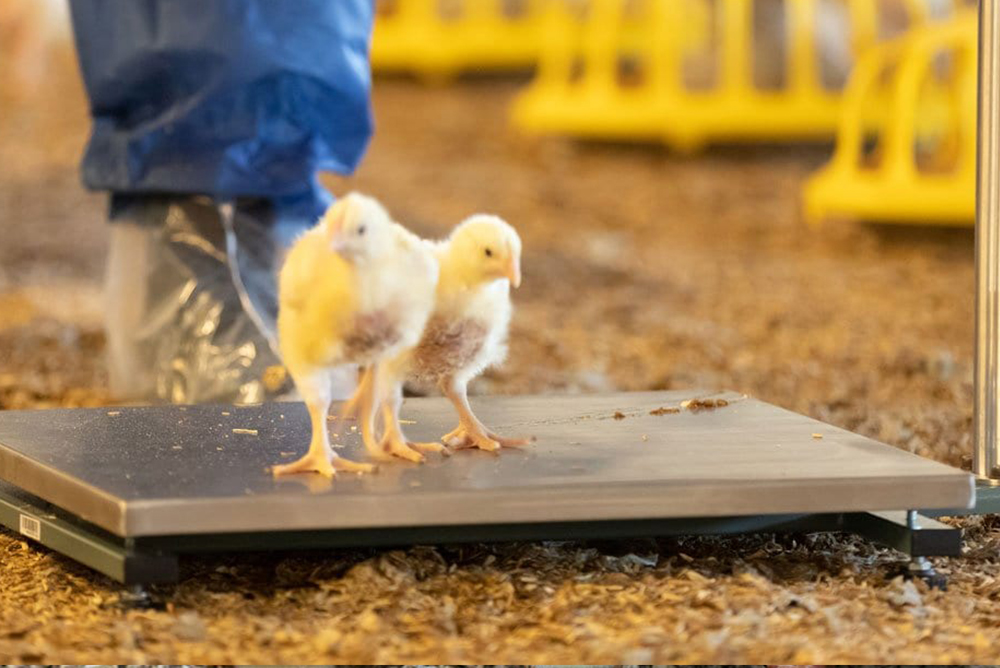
[[484, 247, 493, 258], [357, 225, 366, 236]]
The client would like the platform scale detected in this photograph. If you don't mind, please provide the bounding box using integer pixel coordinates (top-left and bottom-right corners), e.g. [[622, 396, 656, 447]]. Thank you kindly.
[[5, 1, 1000, 590], [0, 391, 986, 586]]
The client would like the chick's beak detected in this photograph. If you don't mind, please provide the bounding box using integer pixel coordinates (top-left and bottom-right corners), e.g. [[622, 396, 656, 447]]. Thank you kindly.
[[506, 255, 521, 288], [326, 205, 349, 254], [330, 232, 349, 254]]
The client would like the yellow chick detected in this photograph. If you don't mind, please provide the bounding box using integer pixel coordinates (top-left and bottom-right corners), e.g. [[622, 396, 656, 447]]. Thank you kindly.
[[372, 214, 530, 457], [272, 193, 438, 477]]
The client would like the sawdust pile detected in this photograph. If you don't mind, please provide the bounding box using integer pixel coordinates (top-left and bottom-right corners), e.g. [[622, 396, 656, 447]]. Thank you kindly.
[[0, 320, 110, 411], [1, 44, 998, 663], [3, 523, 1000, 663]]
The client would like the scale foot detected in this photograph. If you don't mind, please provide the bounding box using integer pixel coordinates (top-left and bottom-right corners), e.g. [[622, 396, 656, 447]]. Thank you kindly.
[[893, 555, 948, 590], [119, 584, 160, 610]]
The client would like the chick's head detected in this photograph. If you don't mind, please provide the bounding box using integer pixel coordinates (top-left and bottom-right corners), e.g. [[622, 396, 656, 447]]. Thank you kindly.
[[324, 192, 394, 263], [448, 214, 522, 288]]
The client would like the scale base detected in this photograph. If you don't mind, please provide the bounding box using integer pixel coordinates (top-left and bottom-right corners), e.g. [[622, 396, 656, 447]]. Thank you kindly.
[[0, 481, 964, 586]]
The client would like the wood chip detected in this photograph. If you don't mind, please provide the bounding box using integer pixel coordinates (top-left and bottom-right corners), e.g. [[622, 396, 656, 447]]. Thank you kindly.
[[232, 428, 258, 435], [684, 398, 730, 411], [262, 364, 288, 392], [613, 411, 626, 420]]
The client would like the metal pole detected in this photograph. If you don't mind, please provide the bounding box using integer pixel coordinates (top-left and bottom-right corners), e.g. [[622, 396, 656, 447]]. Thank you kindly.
[[974, 0, 1000, 480]]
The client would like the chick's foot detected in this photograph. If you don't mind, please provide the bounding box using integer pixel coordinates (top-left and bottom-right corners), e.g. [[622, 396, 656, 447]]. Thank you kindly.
[[442, 424, 500, 453], [443, 425, 532, 451], [331, 455, 377, 474], [273, 450, 376, 478], [411, 440, 450, 455], [376, 433, 425, 463], [273, 450, 337, 478]]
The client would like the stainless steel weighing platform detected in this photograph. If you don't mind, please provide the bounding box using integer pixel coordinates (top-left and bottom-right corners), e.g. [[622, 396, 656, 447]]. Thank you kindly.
[[0, 390, 980, 586]]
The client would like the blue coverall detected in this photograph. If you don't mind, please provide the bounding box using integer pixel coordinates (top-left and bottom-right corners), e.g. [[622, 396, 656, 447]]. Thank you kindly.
[[69, 0, 375, 222]]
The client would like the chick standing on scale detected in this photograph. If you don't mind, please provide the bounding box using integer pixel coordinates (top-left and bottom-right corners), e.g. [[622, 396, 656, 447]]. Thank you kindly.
[[372, 214, 531, 457], [272, 193, 438, 477]]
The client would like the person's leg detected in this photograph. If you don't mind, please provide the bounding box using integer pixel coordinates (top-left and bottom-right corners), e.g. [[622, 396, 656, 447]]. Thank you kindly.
[[69, 0, 374, 404]]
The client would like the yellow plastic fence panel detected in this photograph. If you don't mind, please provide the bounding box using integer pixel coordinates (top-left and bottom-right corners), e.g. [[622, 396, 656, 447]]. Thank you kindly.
[[803, 11, 977, 225], [372, 0, 549, 80], [511, 0, 938, 152]]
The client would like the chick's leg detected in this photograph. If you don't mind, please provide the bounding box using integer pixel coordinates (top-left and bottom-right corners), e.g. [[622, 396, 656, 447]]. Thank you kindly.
[[336, 366, 369, 422], [327, 367, 377, 472], [358, 363, 389, 461], [331, 365, 371, 439], [376, 381, 447, 462], [439, 377, 530, 451], [273, 373, 374, 477]]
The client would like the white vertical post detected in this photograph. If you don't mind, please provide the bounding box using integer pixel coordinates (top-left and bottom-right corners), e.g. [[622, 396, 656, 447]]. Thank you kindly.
[[974, 0, 1000, 480]]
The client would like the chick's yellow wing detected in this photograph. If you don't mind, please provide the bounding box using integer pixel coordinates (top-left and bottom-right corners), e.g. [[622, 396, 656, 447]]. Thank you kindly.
[[277, 227, 358, 371]]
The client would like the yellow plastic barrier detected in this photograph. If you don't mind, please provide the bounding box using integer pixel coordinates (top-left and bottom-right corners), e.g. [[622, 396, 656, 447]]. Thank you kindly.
[[804, 11, 977, 225], [511, 0, 937, 152], [371, 0, 549, 81]]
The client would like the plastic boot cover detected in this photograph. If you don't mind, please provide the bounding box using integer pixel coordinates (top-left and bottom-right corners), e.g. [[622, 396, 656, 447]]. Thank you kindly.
[[104, 196, 356, 405]]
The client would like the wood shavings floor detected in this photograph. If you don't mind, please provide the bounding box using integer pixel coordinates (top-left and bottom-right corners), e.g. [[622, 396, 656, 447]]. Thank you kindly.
[[1, 50, 998, 663]]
